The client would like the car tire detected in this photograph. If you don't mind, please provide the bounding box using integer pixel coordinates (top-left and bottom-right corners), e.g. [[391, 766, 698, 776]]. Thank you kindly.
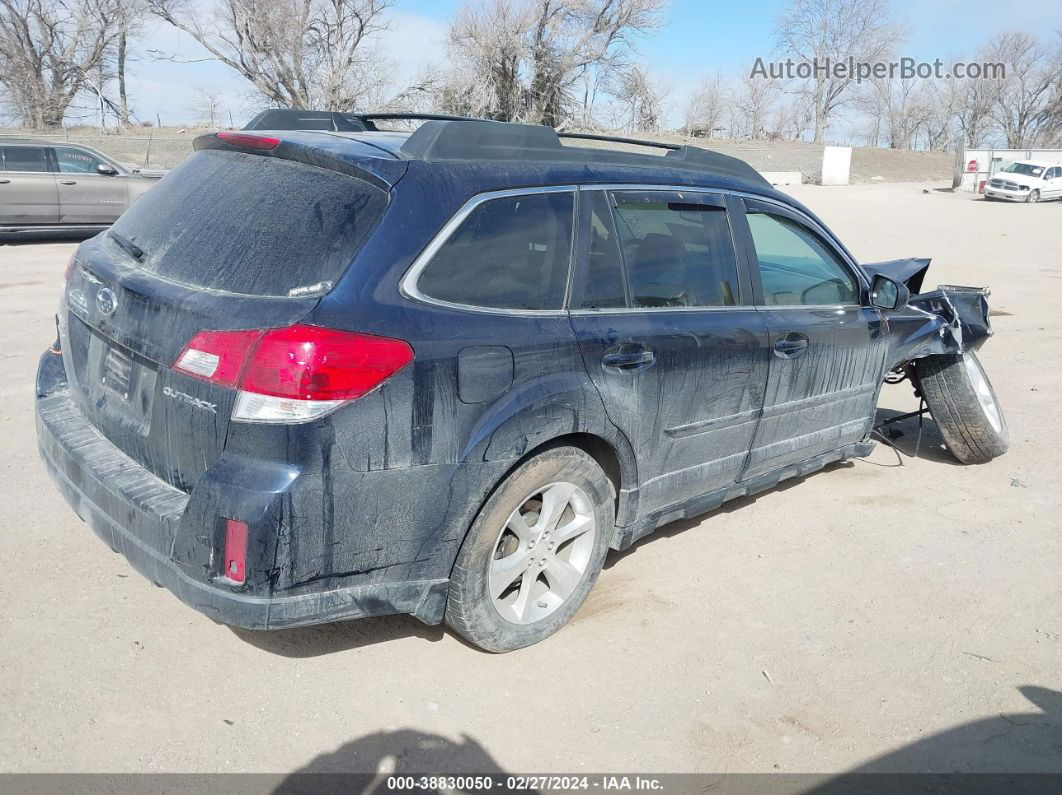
[[916, 352, 1008, 464], [1027, 189, 1040, 203], [445, 445, 614, 652]]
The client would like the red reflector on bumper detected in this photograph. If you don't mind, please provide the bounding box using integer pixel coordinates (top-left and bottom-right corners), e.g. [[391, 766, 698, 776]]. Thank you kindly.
[[222, 519, 248, 584]]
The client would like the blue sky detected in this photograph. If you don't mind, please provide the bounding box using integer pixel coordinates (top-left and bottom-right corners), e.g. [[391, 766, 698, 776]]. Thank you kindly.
[[112, 0, 1061, 129]]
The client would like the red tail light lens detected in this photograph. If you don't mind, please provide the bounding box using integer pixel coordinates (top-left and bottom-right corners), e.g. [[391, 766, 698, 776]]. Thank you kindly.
[[221, 518, 248, 585], [239, 325, 415, 401], [63, 253, 76, 285], [174, 324, 414, 422], [216, 131, 281, 150], [174, 329, 264, 388]]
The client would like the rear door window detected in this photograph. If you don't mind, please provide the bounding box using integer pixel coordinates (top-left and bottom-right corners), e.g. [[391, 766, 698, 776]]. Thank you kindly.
[[1, 146, 50, 172], [106, 149, 386, 297], [415, 191, 575, 310], [575, 191, 628, 309], [611, 191, 740, 308]]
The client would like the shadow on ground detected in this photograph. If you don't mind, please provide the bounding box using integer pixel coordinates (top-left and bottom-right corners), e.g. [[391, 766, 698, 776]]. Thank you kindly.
[[275, 729, 514, 794], [808, 686, 1062, 791], [230, 614, 445, 658], [872, 406, 959, 465], [272, 689, 1062, 793]]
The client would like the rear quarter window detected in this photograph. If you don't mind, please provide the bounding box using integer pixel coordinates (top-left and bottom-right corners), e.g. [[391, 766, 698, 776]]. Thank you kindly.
[[106, 150, 386, 297], [414, 191, 575, 311]]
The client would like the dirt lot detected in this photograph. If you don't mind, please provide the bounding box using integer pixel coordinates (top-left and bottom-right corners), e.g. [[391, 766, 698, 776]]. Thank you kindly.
[[0, 183, 1059, 778]]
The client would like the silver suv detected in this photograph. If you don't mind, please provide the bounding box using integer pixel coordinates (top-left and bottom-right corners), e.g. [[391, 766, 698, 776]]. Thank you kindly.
[[0, 139, 163, 237]]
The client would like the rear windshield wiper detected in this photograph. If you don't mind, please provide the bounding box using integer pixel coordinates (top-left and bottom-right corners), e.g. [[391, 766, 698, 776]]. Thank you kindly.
[[109, 230, 146, 262]]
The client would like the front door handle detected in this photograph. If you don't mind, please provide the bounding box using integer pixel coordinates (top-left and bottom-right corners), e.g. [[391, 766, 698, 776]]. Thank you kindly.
[[59, 180, 77, 185], [0, 178, 10, 184], [602, 347, 655, 370], [773, 332, 810, 358]]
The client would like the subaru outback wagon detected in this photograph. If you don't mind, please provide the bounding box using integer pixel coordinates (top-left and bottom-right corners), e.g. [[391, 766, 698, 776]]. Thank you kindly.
[[36, 119, 1007, 652]]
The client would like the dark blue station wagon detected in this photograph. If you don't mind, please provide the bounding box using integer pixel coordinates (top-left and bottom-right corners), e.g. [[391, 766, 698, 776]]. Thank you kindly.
[[35, 119, 1007, 651]]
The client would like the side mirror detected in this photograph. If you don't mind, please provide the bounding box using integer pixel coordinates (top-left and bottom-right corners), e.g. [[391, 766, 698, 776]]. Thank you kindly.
[[96, 164, 118, 176], [870, 274, 910, 311]]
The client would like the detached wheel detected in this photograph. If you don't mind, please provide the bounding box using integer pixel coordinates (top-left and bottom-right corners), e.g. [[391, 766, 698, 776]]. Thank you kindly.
[[446, 446, 614, 652], [916, 352, 1008, 464]]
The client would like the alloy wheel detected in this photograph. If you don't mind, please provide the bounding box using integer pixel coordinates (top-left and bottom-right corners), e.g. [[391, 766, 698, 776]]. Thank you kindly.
[[488, 481, 597, 625]]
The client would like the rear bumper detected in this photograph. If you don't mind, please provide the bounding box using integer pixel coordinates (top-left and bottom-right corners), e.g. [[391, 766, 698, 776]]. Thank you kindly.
[[35, 353, 449, 629]]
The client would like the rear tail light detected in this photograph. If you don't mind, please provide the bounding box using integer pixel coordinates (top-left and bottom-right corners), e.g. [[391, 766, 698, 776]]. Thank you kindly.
[[174, 324, 414, 423], [221, 519, 248, 584], [63, 253, 76, 285], [215, 131, 281, 150]]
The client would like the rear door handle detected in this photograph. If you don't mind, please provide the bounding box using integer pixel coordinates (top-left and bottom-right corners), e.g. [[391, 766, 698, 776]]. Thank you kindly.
[[59, 180, 77, 185], [602, 348, 655, 369], [773, 332, 809, 358]]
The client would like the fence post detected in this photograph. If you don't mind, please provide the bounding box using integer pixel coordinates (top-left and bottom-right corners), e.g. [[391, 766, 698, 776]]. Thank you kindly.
[[145, 130, 153, 168]]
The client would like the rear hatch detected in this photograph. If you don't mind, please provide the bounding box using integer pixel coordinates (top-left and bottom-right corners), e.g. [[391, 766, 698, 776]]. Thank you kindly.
[[59, 142, 393, 492]]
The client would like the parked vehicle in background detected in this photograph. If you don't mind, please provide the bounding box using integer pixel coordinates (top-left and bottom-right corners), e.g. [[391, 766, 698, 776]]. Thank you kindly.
[[984, 160, 1062, 203], [36, 119, 1008, 652], [0, 139, 164, 237]]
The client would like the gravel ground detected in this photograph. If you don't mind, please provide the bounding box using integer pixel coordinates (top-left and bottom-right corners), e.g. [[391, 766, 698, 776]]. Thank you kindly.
[[0, 183, 1059, 778]]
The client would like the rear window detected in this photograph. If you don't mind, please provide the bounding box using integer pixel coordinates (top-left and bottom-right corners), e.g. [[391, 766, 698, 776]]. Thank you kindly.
[[106, 150, 386, 297]]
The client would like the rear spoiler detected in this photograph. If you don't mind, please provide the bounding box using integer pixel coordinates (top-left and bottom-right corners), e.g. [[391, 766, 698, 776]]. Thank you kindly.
[[193, 131, 408, 191]]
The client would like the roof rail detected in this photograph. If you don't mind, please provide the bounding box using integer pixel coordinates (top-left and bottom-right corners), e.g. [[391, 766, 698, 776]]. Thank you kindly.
[[358, 112, 484, 126], [556, 131, 682, 151], [399, 120, 769, 186]]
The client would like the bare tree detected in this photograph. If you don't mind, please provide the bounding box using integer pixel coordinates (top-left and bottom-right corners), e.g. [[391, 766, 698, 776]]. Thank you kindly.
[[1038, 37, 1062, 146], [918, 76, 965, 150], [0, 0, 119, 127], [146, 0, 395, 110], [731, 73, 779, 139], [683, 71, 725, 137], [113, 0, 145, 124], [187, 82, 224, 126], [771, 93, 813, 140], [444, 0, 527, 120], [954, 70, 996, 147], [982, 31, 1058, 147], [441, 0, 666, 127], [608, 62, 666, 131], [774, 0, 904, 142], [860, 76, 926, 148]]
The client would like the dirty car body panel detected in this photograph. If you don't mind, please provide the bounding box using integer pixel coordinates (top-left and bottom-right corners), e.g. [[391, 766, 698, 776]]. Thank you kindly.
[[35, 121, 994, 630]]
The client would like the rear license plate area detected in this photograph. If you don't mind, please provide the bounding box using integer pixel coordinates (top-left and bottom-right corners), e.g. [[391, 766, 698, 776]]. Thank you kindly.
[[84, 332, 158, 434], [102, 347, 133, 400]]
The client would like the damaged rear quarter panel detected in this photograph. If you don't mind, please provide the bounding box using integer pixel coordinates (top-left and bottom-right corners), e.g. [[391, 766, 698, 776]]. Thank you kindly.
[[246, 164, 636, 598]]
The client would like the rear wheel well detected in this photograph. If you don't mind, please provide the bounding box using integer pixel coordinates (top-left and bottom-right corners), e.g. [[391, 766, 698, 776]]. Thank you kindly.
[[477, 434, 624, 522], [542, 433, 622, 506], [449, 433, 627, 582]]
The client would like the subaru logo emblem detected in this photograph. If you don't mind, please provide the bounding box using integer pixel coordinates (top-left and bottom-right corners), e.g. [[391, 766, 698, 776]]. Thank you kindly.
[[95, 287, 117, 316]]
